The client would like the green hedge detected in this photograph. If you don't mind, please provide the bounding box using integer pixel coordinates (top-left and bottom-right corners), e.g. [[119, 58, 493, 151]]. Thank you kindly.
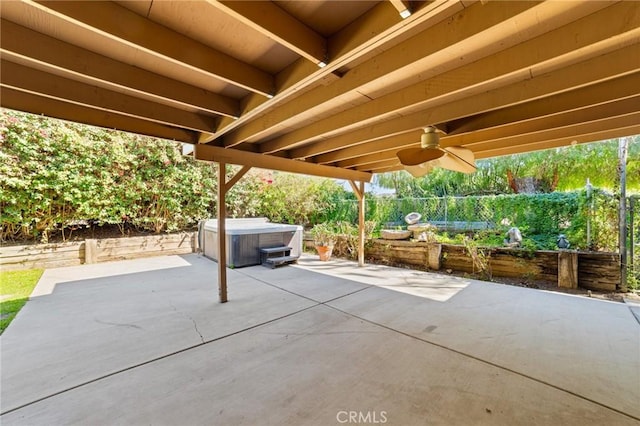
[[0, 110, 347, 242], [1, 111, 218, 241]]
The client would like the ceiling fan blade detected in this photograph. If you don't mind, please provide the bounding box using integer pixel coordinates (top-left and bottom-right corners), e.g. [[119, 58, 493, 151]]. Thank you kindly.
[[440, 146, 476, 173], [396, 147, 445, 166], [405, 161, 437, 177]]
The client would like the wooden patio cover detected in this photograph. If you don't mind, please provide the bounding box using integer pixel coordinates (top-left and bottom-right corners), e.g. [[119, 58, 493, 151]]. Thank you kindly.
[[1, 1, 639, 300]]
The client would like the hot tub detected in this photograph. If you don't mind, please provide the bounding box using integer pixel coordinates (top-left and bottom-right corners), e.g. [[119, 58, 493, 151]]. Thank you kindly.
[[199, 218, 303, 268]]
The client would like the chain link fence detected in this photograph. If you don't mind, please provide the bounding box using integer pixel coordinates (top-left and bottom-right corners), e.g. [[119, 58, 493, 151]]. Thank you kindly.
[[327, 190, 619, 251]]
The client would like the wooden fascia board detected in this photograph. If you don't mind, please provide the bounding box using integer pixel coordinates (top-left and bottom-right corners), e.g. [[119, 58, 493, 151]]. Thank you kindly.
[[288, 47, 640, 159], [211, 1, 327, 65], [0, 87, 198, 143], [33, 0, 274, 96], [194, 144, 372, 182], [0, 20, 239, 118], [1, 60, 218, 134], [259, 2, 639, 154]]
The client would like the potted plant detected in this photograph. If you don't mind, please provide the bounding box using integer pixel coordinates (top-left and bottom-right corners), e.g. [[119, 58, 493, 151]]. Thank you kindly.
[[311, 222, 336, 261]]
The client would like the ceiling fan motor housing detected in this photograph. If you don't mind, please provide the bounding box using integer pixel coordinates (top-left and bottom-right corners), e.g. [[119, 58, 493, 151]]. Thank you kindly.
[[421, 127, 440, 148]]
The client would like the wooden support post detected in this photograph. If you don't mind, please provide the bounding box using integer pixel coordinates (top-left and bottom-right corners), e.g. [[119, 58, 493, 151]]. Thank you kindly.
[[618, 137, 629, 292], [216, 164, 251, 303], [558, 250, 578, 289], [217, 162, 228, 303], [349, 180, 366, 267], [84, 239, 97, 264]]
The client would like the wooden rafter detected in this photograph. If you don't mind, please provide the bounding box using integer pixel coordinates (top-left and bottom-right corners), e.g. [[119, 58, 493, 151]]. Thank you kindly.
[[210, 1, 327, 66], [33, 0, 275, 96], [288, 47, 640, 160], [221, 0, 541, 149], [0, 20, 239, 118], [446, 72, 640, 136], [203, 0, 463, 144], [1, 87, 198, 143], [0, 0, 637, 179], [258, 2, 639, 155], [1, 60, 217, 134], [321, 95, 640, 167]]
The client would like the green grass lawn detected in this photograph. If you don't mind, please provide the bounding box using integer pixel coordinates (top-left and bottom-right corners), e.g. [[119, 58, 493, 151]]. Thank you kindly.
[[0, 269, 44, 334]]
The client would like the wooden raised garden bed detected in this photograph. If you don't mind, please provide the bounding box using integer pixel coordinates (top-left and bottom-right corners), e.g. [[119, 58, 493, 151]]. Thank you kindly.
[[366, 239, 620, 292]]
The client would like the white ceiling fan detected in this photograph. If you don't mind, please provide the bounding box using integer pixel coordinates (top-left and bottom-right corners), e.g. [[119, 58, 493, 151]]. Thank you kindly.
[[396, 126, 476, 177]]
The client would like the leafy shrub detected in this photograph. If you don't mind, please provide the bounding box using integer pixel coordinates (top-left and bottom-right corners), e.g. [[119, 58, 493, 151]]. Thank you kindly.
[[256, 173, 347, 227], [0, 110, 351, 242], [327, 190, 618, 251], [1, 110, 216, 240]]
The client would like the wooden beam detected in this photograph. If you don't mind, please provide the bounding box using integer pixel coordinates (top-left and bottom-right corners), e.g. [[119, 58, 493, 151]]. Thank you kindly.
[[340, 151, 408, 169], [0, 87, 198, 143], [33, 0, 274, 96], [289, 47, 640, 159], [217, 162, 228, 303], [349, 181, 366, 267], [261, 2, 639, 154], [0, 20, 239, 118], [211, 1, 327, 66], [1, 60, 217, 134], [194, 144, 372, 182]]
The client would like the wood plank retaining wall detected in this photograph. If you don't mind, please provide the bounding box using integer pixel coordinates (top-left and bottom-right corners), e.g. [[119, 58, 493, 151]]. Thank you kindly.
[[366, 239, 620, 292], [1, 232, 197, 271]]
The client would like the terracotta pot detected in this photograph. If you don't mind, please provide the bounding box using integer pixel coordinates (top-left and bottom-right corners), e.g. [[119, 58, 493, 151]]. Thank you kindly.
[[316, 245, 333, 261]]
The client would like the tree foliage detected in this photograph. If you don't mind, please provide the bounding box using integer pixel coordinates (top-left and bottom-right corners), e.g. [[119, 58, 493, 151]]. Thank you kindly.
[[375, 138, 639, 197]]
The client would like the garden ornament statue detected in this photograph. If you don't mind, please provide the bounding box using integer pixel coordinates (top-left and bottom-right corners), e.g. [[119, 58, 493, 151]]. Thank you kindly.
[[504, 227, 522, 247], [557, 234, 570, 249]]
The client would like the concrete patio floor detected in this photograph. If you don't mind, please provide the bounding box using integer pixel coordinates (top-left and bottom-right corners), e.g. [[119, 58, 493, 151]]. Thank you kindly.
[[1, 253, 639, 425]]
